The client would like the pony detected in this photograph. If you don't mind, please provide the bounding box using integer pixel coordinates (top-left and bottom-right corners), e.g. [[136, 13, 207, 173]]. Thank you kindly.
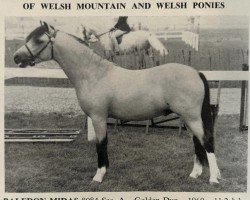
[[82, 26, 168, 66], [13, 22, 221, 184]]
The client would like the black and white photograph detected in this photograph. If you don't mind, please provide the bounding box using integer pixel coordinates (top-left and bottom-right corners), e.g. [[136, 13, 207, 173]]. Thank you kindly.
[[3, 15, 248, 193]]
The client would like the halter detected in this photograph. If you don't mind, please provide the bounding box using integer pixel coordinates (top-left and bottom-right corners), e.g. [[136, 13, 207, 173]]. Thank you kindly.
[[25, 30, 58, 61]]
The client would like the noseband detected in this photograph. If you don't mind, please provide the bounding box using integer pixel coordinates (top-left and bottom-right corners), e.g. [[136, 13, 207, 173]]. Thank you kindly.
[[25, 30, 58, 61]]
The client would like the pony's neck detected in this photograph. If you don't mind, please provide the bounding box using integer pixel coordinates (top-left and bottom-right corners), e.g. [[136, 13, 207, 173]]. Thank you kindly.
[[53, 31, 114, 87]]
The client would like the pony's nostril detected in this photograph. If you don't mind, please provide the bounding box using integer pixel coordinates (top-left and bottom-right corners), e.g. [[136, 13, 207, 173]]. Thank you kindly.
[[14, 54, 20, 64]]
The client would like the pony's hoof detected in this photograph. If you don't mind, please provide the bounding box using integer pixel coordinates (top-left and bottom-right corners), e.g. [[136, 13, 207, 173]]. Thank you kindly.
[[217, 171, 222, 179], [189, 167, 202, 179], [92, 173, 104, 183], [92, 167, 106, 183], [92, 176, 103, 183], [209, 178, 219, 184], [189, 172, 200, 179]]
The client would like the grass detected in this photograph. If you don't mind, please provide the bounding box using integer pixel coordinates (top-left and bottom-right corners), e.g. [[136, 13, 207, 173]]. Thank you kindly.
[[5, 115, 247, 192]]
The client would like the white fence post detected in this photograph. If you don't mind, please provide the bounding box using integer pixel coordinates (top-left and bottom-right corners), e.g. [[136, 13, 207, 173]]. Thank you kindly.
[[195, 34, 199, 51]]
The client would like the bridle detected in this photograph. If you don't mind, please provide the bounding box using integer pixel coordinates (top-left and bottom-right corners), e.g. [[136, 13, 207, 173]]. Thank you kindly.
[[25, 29, 58, 61]]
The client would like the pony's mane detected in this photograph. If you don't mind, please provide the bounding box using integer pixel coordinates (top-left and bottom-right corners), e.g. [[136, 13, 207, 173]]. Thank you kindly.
[[25, 26, 47, 42], [65, 32, 107, 63], [66, 33, 89, 46], [58, 29, 117, 70], [66, 32, 116, 68]]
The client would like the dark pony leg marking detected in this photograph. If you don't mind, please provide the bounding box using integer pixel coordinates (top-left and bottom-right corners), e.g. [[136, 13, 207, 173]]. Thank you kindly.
[[193, 136, 208, 165], [96, 136, 109, 168]]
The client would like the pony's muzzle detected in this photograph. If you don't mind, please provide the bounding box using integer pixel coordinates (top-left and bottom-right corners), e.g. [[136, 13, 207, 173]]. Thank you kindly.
[[13, 54, 21, 64], [13, 48, 35, 68]]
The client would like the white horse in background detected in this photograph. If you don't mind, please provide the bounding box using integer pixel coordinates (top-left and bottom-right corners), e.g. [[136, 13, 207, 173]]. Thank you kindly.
[[82, 25, 168, 66]]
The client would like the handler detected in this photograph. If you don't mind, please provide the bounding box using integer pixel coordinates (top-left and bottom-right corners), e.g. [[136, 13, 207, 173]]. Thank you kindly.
[[110, 16, 131, 52]]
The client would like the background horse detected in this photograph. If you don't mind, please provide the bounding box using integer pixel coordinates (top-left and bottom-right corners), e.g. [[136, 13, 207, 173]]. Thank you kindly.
[[82, 26, 168, 67], [13, 22, 221, 184]]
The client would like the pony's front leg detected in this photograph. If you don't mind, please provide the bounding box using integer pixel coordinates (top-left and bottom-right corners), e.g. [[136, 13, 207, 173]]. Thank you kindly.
[[91, 116, 109, 183], [87, 117, 96, 141]]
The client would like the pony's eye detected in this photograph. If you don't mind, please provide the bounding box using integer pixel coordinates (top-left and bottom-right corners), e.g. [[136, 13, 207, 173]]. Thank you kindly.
[[34, 38, 44, 44], [36, 34, 48, 43]]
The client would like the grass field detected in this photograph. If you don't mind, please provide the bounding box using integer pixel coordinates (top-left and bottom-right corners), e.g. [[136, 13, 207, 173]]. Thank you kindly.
[[4, 87, 248, 192], [5, 115, 247, 192]]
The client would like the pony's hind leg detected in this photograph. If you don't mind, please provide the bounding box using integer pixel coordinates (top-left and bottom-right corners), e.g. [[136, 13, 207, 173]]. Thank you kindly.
[[185, 118, 221, 184], [189, 154, 203, 179], [189, 136, 205, 178], [91, 116, 109, 183], [184, 119, 204, 179]]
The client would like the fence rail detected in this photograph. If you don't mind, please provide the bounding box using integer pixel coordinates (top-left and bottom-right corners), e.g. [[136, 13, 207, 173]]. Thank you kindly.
[[5, 68, 249, 81]]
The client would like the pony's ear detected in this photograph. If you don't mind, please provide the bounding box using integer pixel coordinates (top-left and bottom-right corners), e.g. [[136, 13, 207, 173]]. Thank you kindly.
[[42, 21, 49, 31], [42, 21, 55, 34]]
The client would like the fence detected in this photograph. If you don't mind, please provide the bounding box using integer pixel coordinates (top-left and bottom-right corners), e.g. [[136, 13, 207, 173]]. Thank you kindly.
[[152, 30, 199, 51], [109, 48, 248, 88], [6, 38, 249, 72], [111, 48, 249, 71]]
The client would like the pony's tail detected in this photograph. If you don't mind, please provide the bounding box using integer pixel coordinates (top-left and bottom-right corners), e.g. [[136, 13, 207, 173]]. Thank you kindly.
[[194, 72, 214, 165], [199, 72, 214, 137], [148, 34, 168, 56]]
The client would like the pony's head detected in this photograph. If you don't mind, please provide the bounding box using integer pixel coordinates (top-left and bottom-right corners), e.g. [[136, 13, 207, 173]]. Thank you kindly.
[[13, 21, 57, 68]]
